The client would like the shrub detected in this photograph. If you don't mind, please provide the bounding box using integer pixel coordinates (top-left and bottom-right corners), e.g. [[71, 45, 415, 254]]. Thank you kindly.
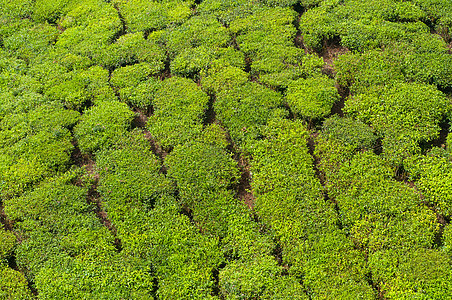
[[165, 139, 240, 236], [370, 248, 452, 298], [2, 23, 58, 62], [443, 224, 452, 256], [286, 75, 340, 121], [43, 65, 115, 109], [335, 49, 406, 94], [258, 54, 324, 89], [219, 256, 293, 299], [197, 0, 257, 25], [299, 0, 427, 52], [55, 0, 122, 62], [111, 63, 156, 90], [165, 15, 230, 59], [215, 82, 287, 151], [171, 46, 245, 78], [147, 77, 209, 149], [414, 0, 452, 41], [201, 66, 248, 94], [114, 0, 193, 33], [96, 131, 174, 228], [0, 103, 79, 197], [110, 62, 161, 108], [0, 228, 15, 261], [405, 151, 452, 217], [302, 232, 375, 299], [322, 115, 377, 150], [345, 81, 451, 164], [94, 131, 223, 299], [228, 6, 307, 87], [74, 101, 134, 153], [100, 32, 165, 71], [249, 119, 372, 293], [166, 141, 239, 205], [32, 0, 71, 23], [0, 0, 34, 19], [35, 252, 156, 299], [0, 266, 33, 300]]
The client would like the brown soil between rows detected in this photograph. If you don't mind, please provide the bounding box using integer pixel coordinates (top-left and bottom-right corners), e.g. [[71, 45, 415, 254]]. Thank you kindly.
[[320, 38, 350, 77], [71, 138, 120, 247], [236, 155, 255, 210], [133, 109, 168, 172]]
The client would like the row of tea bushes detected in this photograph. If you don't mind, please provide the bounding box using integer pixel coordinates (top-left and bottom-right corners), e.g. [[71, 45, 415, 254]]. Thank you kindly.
[[95, 132, 223, 299], [164, 123, 308, 299], [315, 117, 452, 298], [0, 225, 33, 299], [248, 119, 375, 299], [3, 170, 158, 298]]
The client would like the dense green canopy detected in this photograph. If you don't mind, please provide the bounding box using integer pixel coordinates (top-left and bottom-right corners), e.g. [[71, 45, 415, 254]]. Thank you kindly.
[[0, 0, 451, 298]]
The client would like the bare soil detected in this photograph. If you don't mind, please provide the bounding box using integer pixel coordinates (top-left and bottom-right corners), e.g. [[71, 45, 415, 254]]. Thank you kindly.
[[236, 155, 255, 210], [331, 84, 348, 117], [86, 174, 122, 251], [203, 95, 217, 126], [320, 37, 349, 78], [133, 109, 168, 173], [221, 128, 256, 210], [71, 139, 121, 249]]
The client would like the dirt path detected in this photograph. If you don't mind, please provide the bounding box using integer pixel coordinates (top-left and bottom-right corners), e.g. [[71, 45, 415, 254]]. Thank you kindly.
[[133, 109, 168, 173], [320, 37, 349, 78], [71, 140, 121, 250], [236, 154, 255, 210], [0, 205, 13, 232]]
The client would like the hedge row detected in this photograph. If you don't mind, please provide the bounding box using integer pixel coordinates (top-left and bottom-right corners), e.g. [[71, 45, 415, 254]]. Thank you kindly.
[[146, 76, 209, 149], [315, 121, 452, 298], [344, 81, 451, 165], [3, 171, 158, 299], [302, 0, 452, 88], [164, 123, 308, 299], [248, 119, 375, 299]]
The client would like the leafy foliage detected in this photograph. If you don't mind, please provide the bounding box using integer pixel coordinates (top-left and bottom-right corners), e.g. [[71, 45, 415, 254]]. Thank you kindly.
[[249, 119, 374, 297], [0, 227, 15, 262], [0, 266, 33, 300], [219, 256, 308, 299], [322, 115, 377, 150], [0, 101, 79, 197], [96, 131, 223, 299], [286, 75, 340, 120], [228, 6, 314, 88], [165, 15, 230, 59], [110, 62, 161, 109], [315, 135, 451, 298], [214, 82, 287, 152], [74, 101, 134, 153], [55, 0, 122, 64], [1, 0, 452, 297], [345, 81, 451, 164], [405, 149, 452, 217], [114, 0, 193, 33], [147, 77, 209, 149], [2, 172, 153, 299], [201, 66, 248, 94]]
